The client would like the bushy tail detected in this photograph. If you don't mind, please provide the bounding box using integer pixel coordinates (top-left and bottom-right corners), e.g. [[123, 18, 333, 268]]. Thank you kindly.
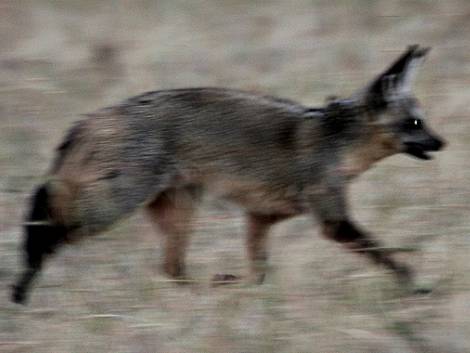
[[12, 184, 67, 304], [25, 185, 67, 265]]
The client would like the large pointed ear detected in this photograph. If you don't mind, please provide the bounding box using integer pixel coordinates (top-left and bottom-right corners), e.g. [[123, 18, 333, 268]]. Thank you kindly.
[[365, 45, 430, 106]]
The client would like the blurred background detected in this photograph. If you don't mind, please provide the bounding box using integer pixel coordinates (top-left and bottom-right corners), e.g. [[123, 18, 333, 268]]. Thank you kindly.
[[1, 0, 469, 352]]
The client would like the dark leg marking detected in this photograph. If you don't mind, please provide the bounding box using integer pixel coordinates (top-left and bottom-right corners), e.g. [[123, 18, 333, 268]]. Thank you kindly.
[[322, 220, 414, 286]]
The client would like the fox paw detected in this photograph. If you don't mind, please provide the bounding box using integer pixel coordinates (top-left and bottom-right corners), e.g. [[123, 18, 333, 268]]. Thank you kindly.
[[211, 274, 240, 286]]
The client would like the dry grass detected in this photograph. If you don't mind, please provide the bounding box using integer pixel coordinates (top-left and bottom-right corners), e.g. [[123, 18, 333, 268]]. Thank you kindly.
[[1, 0, 470, 352]]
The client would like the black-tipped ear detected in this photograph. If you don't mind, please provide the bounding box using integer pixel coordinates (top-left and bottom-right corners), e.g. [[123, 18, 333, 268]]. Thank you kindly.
[[367, 45, 430, 105], [378, 45, 429, 79]]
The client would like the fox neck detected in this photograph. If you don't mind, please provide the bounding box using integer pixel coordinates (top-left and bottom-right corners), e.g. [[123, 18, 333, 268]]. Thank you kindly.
[[319, 100, 399, 178], [340, 125, 398, 178]]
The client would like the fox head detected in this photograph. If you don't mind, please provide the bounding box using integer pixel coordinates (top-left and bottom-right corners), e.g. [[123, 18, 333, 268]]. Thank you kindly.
[[355, 45, 445, 161]]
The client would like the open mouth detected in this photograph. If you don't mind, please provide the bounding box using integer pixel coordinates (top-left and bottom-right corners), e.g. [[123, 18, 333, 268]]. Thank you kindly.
[[404, 143, 437, 160]]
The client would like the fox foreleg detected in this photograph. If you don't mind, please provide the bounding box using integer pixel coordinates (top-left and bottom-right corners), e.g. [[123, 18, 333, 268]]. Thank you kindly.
[[311, 183, 414, 288], [321, 219, 413, 285]]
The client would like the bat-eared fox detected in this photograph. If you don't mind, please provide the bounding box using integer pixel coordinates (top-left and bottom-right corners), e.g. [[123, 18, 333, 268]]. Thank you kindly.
[[12, 45, 445, 304]]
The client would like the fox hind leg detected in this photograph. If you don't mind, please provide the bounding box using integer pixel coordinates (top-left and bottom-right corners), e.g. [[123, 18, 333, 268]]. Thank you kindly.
[[12, 174, 169, 304], [212, 213, 286, 286], [245, 213, 288, 284], [146, 186, 199, 282]]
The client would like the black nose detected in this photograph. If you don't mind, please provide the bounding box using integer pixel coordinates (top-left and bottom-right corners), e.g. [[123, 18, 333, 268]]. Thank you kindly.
[[433, 137, 446, 151]]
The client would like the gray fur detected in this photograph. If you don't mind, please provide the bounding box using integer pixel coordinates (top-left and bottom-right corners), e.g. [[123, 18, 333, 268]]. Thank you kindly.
[[12, 45, 445, 304]]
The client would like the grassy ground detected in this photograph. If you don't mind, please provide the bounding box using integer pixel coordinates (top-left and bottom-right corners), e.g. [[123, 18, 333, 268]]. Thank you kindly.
[[1, 1, 469, 352]]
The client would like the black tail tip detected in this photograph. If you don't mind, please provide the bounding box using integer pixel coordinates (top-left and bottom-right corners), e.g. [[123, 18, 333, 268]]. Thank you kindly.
[[11, 285, 28, 305]]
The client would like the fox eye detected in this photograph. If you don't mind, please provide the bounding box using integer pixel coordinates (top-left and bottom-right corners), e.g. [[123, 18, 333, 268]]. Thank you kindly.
[[405, 118, 422, 129]]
